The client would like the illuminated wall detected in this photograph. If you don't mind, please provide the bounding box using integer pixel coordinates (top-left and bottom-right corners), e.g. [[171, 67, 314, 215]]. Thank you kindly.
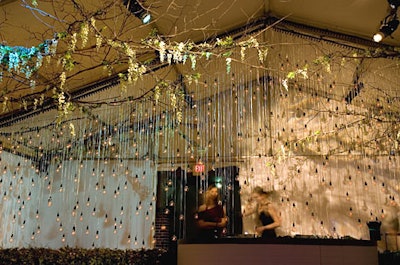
[[0, 150, 156, 249], [1, 27, 399, 252]]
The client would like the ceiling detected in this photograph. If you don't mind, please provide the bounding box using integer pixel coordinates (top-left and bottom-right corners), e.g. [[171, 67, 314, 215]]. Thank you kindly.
[[0, 0, 397, 118], [0, 0, 399, 162]]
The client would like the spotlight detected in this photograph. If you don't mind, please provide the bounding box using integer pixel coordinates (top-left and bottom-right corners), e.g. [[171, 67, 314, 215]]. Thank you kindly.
[[388, 0, 400, 9], [123, 0, 151, 24], [373, 18, 399, 42], [373, 0, 400, 42]]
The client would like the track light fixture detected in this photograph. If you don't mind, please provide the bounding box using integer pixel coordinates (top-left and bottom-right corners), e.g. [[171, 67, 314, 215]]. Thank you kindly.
[[373, 18, 399, 42], [373, 0, 400, 42], [388, 0, 400, 9], [123, 0, 151, 24]]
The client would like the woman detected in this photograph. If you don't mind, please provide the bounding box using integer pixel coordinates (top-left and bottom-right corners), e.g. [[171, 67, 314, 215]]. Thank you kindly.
[[250, 186, 281, 238], [196, 184, 227, 240]]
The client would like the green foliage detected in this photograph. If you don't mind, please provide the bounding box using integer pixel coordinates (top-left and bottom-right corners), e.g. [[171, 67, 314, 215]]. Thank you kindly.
[[216, 36, 234, 47], [0, 248, 171, 265], [0, 38, 57, 79], [62, 51, 75, 71], [313, 55, 331, 72]]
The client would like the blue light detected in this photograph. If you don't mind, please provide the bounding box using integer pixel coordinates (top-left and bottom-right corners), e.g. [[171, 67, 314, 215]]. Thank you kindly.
[[142, 13, 151, 24]]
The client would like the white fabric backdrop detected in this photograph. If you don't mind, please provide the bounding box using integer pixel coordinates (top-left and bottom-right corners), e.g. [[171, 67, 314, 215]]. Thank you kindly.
[[0, 150, 157, 249]]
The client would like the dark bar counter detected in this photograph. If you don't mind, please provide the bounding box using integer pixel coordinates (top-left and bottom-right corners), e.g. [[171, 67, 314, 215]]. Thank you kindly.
[[180, 234, 377, 245], [178, 235, 378, 265]]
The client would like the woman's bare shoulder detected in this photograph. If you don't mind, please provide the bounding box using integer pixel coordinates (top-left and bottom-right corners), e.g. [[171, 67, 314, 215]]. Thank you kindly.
[[198, 204, 207, 212]]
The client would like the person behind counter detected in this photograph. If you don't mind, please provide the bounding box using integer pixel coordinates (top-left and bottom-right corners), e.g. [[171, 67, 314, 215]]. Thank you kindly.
[[196, 184, 227, 240], [245, 186, 281, 238]]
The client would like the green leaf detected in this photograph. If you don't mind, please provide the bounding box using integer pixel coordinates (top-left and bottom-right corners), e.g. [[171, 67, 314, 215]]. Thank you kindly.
[[222, 51, 232, 57], [287, 71, 296, 79]]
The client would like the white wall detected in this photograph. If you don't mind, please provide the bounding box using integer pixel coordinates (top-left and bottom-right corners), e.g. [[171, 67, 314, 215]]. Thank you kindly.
[[0, 150, 157, 249]]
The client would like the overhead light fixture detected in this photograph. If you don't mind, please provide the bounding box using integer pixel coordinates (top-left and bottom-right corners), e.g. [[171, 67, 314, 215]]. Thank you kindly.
[[123, 0, 151, 24], [373, 18, 399, 42], [373, 0, 399, 42], [388, 0, 400, 9]]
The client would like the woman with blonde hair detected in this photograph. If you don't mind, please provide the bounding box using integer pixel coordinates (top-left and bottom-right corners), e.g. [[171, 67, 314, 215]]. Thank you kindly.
[[250, 186, 281, 238]]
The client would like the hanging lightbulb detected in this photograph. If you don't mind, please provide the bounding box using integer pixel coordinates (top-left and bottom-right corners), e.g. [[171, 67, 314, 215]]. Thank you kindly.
[[136, 206, 140, 215], [291, 222, 296, 233]]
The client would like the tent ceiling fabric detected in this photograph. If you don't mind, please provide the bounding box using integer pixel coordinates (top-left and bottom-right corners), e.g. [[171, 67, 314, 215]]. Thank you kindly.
[[0, 0, 397, 115], [0, 0, 399, 161]]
